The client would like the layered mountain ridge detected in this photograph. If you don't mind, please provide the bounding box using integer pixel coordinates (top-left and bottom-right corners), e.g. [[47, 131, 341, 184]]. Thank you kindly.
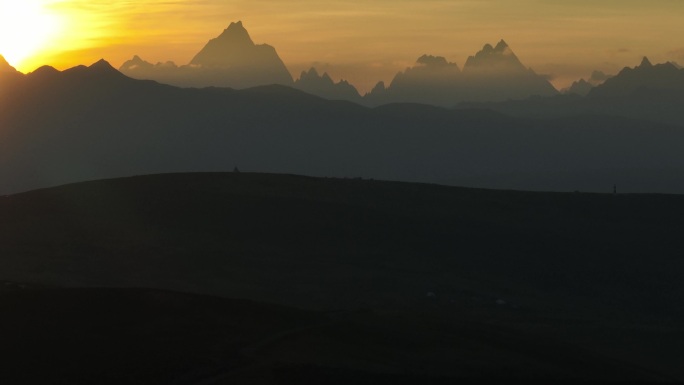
[[1, 57, 684, 195], [364, 40, 558, 106], [293, 68, 362, 102], [115, 22, 559, 105], [457, 56, 684, 125], [588, 56, 684, 98]]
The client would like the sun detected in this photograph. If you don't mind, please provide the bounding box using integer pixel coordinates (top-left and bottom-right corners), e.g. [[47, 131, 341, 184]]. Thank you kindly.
[[0, 0, 63, 71]]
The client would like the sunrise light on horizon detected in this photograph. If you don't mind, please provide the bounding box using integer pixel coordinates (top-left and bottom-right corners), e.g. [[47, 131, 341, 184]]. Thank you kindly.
[[2, 0, 684, 92]]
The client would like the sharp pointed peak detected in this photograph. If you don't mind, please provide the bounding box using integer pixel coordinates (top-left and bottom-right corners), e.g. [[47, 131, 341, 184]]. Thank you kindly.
[[639, 56, 653, 68], [215, 20, 254, 44], [495, 39, 509, 50]]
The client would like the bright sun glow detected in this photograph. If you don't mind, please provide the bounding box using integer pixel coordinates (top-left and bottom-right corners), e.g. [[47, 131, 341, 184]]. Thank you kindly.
[[0, 0, 63, 70]]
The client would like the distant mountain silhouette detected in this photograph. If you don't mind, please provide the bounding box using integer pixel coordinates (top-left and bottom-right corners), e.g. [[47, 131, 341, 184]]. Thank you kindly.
[[120, 21, 293, 88], [2, 60, 684, 194], [458, 57, 684, 125], [365, 41, 558, 106], [588, 56, 684, 98], [562, 78, 593, 96], [293, 68, 362, 102], [364, 55, 463, 106], [463, 40, 526, 73], [562, 71, 614, 96]]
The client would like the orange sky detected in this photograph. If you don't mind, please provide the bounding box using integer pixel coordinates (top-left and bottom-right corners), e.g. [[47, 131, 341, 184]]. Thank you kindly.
[[2, 0, 684, 93]]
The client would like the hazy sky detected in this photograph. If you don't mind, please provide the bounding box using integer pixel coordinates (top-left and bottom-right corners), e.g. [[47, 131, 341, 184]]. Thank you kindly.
[[2, 0, 684, 92]]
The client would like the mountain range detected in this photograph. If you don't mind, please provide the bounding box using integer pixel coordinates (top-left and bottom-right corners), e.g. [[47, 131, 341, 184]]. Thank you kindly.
[[365, 40, 558, 106], [117, 22, 684, 110], [562, 70, 613, 96], [293, 67, 363, 103], [119, 22, 558, 105], [2, 25, 684, 383], [1, 56, 684, 195], [458, 56, 684, 126]]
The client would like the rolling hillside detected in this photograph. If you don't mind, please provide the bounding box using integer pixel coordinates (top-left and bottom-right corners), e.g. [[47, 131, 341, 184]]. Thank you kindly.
[[1, 173, 683, 383]]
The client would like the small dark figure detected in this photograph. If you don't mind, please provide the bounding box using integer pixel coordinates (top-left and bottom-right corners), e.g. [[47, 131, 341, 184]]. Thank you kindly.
[[613, 184, 617, 194], [233, 167, 240, 173]]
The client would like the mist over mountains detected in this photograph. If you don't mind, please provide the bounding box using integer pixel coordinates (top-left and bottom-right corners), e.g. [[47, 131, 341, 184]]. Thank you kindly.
[[365, 40, 558, 106], [1, 54, 684, 195], [120, 21, 293, 89], [2, 20, 684, 194], [293, 68, 363, 103], [2, 20, 684, 383], [459, 56, 684, 126], [119, 22, 558, 105]]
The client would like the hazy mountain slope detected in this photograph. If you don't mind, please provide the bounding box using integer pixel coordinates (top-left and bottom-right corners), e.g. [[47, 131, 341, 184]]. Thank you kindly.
[[1, 173, 683, 381], [589, 57, 684, 98], [119, 21, 293, 88], [2, 61, 684, 194], [365, 41, 558, 106], [458, 58, 684, 125], [294, 67, 363, 102]]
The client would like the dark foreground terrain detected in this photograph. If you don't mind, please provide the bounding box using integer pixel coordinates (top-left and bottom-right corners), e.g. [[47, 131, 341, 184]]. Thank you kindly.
[[1, 173, 683, 384]]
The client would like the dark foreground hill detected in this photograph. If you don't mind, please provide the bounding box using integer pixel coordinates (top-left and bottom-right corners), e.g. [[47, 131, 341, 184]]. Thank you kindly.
[[1, 173, 683, 383]]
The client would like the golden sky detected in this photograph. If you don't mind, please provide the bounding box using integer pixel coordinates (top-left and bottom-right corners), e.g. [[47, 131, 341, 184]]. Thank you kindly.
[[2, 0, 684, 92]]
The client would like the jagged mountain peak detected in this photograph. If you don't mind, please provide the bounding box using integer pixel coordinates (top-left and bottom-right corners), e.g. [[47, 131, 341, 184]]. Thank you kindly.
[[589, 57, 684, 98], [121, 21, 293, 88], [296, 67, 334, 85], [640, 56, 653, 68], [216, 20, 254, 45], [416, 55, 455, 67], [464, 40, 525, 72], [293, 67, 361, 101], [495, 39, 509, 51], [301, 67, 320, 79]]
